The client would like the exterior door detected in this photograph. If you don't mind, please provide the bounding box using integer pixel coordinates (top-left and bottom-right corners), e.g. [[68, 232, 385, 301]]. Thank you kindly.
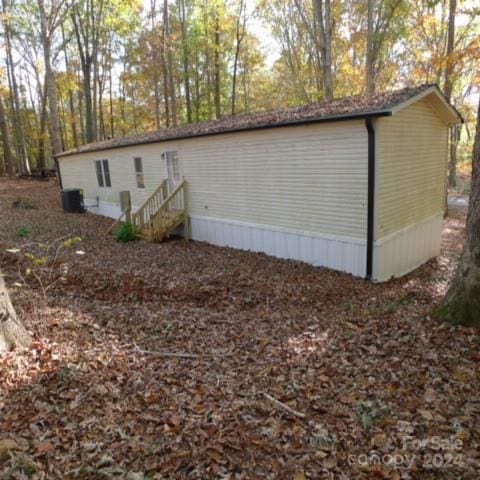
[[165, 151, 181, 193]]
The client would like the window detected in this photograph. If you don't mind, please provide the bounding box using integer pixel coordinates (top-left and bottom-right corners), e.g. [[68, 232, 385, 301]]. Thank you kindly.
[[102, 160, 111, 187], [95, 160, 111, 187], [134, 157, 145, 188], [95, 160, 104, 187]]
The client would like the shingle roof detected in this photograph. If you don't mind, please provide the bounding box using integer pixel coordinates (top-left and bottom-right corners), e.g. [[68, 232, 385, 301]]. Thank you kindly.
[[56, 84, 450, 158]]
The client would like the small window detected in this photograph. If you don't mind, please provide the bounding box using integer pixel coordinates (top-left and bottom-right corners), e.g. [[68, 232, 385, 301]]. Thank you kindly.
[[95, 160, 104, 187], [134, 157, 144, 189], [102, 160, 111, 187], [95, 159, 111, 187]]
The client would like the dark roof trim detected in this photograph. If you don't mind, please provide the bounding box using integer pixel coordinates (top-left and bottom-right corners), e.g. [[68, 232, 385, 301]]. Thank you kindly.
[[56, 110, 392, 158]]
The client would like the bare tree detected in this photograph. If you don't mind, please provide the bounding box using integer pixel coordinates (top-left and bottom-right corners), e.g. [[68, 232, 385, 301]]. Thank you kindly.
[[365, 0, 402, 94], [231, 0, 246, 114], [0, 272, 32, 353], [443, 0, 456, 101], [312, 0, 333, 100], [164, 0, 178, 127], [438, 97, 480, 326], [444, 0, 458, 189], [0, 94, 14, 177], [214, 7, 221, 118], [366, 0, 375, 93], [38, 0, 65, 156], [150, 0, 161, 129], [61, 22, 79, 148], [2, 0, 31, 174], [71, 0, 105, 143], [178, 0, 192, 122]]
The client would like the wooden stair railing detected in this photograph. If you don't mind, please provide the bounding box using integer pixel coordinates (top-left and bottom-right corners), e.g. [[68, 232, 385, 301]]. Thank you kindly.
[[131, 179, 168, 231], [105, 207, 130, 235], [131, 179, 188, 242], [148, 180, 187, 242]]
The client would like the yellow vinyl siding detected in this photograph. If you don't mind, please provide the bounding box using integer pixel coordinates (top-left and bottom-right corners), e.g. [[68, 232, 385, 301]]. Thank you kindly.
[[59, 120, 368, 239], [180, 122, 367, 238], [375, 97, 448, 240], [59, 147, 168, 208]]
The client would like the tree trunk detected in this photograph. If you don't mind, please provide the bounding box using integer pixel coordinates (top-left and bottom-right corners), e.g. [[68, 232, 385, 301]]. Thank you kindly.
[[160, 4, 170, 128], [449, 125, 461, 189], [0, 94, 14, 177], [194, 45, 200, 121], [109, 53, 114, 138], [164, 0, 177, 127], [78, 86, 86, 143], [445, 0, 457, 190], [82, 61, 95, 143], [0, 271, 32, 353], [214, 10, 221, 119], [231, 0, 245, 115], [151, 0, 161, 129], [312, 0, 333, 101], [38, 82, 48, 170], [2, 0, 30, 174], [366, 0, 375, 94], [444, 0, 456, 102], [119, 68, 126, 136], [438, 98, 480, 326], [71, 6, 96, 143], [38, 0, 63, 156], [179, 0, 192, 123], [61, 23, 79, 148], [322, 0, 333, 100]]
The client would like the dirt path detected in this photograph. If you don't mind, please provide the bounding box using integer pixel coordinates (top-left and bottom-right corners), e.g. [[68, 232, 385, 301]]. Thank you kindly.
[[0, 179, 478, 479]]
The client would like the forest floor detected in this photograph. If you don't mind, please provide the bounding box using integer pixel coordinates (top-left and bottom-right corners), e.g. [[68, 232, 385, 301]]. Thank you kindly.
[[0, 178, 479, 480]]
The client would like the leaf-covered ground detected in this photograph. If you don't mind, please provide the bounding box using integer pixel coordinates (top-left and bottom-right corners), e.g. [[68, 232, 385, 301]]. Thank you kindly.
[[0, 179, 478, 479]]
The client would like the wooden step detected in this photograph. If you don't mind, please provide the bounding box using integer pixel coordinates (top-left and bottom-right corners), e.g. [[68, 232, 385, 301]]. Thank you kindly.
[[133, 180, 187, 244], [139, 209, 185, 243], [152, 211, 185, 242]]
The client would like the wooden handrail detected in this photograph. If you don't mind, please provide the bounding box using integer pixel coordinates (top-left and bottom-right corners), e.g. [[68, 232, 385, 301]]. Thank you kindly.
[[131, 179, 187, 242], [105, 207, 130, 235], [154, 180, 185, 214], [136, 179, 167, 213], [132, 178, 168, 229], [151, 180, 185, 218]]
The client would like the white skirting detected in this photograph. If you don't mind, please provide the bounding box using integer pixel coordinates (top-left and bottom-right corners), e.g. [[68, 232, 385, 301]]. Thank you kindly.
[[83, 199, 122, 219], [82, 203, 442, 282], [189, 215, 366, 277], [372, 212, 443, 282]]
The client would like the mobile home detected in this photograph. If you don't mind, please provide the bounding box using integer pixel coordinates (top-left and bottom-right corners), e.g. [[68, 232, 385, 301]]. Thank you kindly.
[[56, 84, 462, 282]]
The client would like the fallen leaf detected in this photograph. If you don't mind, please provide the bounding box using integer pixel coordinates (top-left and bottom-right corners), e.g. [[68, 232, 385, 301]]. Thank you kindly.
[[0, 439, 19, 451], [35, 441, 55, 454]]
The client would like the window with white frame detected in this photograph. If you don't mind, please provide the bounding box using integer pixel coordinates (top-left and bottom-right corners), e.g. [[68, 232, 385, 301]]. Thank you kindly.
[[134, 157, 144, 188], [95, 159, 111, 187]]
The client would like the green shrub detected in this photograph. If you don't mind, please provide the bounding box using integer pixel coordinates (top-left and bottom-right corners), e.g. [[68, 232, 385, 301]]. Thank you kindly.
[[115, 222, 137, 242], [17, 227, 31, 237]]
